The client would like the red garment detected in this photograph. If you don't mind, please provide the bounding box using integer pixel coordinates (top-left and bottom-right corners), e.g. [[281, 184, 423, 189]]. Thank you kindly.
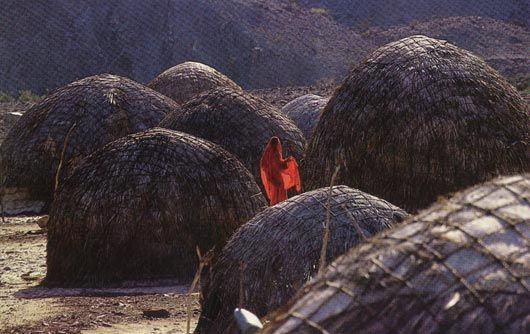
[[260, 137, 301, 206]]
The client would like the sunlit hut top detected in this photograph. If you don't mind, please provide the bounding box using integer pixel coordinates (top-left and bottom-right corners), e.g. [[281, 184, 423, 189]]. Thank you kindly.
[[263, 174, 530, 334], [0, 74, 178, 214], [46, 128, 266, 286], [197, 186, 408, 334], [303, 35, 530, 212], [281, 94, 329, 140], [148, 61, 242, 104], [159, 87, 306, 187]]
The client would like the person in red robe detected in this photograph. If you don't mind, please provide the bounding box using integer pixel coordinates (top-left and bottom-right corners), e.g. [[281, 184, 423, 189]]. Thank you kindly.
[[259, 137, 301, 206]]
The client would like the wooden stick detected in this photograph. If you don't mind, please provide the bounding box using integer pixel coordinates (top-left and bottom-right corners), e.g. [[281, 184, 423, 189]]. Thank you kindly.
[[186, 246, 213, 334], [0, 189, 5, 223], [318, 164, 341, 275], [54, 123, 77, 194], [238, 261, 246, 308], [342, 204, 367, 241]]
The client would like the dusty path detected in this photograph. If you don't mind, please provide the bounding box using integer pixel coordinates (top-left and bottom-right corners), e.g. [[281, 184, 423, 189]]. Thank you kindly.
[[0, 217, 199, 334]]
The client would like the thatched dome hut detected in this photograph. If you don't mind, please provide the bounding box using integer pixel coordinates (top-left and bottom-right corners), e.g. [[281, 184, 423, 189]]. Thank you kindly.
[[263, 174, 530, 334], [303, 35, 530, 212], [46, 128, 266, 286], [281, 94, 329, 140], [159, 87, 306, 185], [148, 61, 242, 104], [0, 74, 179, 215], [197, 185, 408, 334]]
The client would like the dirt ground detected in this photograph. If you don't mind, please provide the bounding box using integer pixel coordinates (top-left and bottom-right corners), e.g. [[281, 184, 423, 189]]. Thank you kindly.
[[0, 217, 199, 334]]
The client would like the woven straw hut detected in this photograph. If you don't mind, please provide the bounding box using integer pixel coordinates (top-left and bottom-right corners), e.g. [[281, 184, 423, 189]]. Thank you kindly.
[[46, 128, 266, 286], [303, 35, 530, 212], [263, 174, 530, 334], [159, 87, 306, 185], [281, 94, 329, 140], [197, 185, 408, 333], [0, 74, 179, 215], [148, 61, 242, 104]]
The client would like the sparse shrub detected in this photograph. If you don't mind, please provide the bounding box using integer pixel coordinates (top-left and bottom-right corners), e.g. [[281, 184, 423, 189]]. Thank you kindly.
[[508, 75, 530, 93], [0, 91, 14, 103], [17, 90, 42, 103], [310, 7, 329, 15]]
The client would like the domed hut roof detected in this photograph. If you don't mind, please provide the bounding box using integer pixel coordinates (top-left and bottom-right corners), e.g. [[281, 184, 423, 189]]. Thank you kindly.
[[281, 94, 329, 140], [159, 87, 306, 186], [303, 35, 530, 212], [0, 74, 179, 215], [263, 174, 530, 334], [148, 61, 242, 104], [46, 128, 266, 286], [197, 185, 408, 333]]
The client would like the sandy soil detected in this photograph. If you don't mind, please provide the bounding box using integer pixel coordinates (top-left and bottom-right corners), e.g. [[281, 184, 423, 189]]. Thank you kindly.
[[0, 217, 199, 334]]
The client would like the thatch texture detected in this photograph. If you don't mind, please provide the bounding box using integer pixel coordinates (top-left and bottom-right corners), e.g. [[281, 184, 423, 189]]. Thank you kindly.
[[197, 186, 408, 334], [281, 94, 329, 140], [46, 128, 266, 286], [148, 62, 242, 104], [263, 174, 530, 334], [159, 88, 306, 186], [303, 35, 530, 212], [0, 74, 179, 215]]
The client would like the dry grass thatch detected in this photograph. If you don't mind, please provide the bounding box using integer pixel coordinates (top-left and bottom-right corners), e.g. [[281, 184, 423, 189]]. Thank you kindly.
[[148, 61, 242, 104], [0, 74, 179, 214], [263, 174, 530, 334], [281, 94, 329, 140], [196, 185, 408, 334], [303, 35, 530, 212], [46, 128, 266, 286], [159, 87, 306, 186]]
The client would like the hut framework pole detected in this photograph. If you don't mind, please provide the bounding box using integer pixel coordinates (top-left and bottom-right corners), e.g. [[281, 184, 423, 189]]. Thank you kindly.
[[318, 164, 341, 275], [1, 159, 6, 222], [239, 261, 246, 308], [187, 246, 213, 334], [342, 205, 367, 241], [0, 188, 5, 223], [54, 123, 77, 194]]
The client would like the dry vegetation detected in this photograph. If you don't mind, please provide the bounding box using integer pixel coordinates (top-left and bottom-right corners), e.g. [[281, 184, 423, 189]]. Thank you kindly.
[[263, 174, 530, 333], [197, 186, 407, 333], [304, 35, 530, 212], [0, 74, 179, 214], [0, 1, 528, 334], [159, 87, 306, 187]]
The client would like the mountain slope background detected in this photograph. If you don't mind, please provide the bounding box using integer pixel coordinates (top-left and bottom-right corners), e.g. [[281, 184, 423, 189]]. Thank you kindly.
[[300, 0, 529, 29], [1, 0, 528, 94], [365, 16, 530, 78], [1, 0, 370, 94]]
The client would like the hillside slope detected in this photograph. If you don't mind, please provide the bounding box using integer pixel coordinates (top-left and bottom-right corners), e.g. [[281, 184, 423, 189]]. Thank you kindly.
[[1, 0, 528, 95], [0, 0, 371, 94], [300, 0, 529, 29], [366, 16, 530, 77]]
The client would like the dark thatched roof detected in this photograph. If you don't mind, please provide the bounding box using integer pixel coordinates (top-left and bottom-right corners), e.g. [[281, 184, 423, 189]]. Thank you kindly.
[[197, 185, 408, 334], [263, 174, 530, 334], [0, 74, 179, 215], [148, 61, 242, 104], [281, 94, 329, 141], [303, 35, 530, 212], [46, 128, 266, 287], [159, 87, 306, 186]]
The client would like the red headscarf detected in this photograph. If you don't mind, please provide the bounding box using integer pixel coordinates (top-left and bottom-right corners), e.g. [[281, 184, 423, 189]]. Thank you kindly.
[[260, 137, 301, 206]]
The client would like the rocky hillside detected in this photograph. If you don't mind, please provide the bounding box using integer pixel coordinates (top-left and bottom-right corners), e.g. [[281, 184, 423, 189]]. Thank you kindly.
[[366, 16, 530, 78], [0, 0, 371, 94], [300, 0, 529, 29], [1, 0, 528, 94]]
